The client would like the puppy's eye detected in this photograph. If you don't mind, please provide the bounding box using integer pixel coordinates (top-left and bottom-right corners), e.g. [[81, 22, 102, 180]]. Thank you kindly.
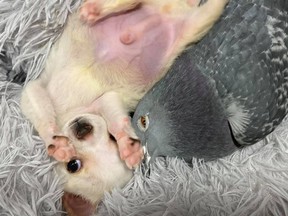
[[137, 114, 149, 132], [67, 159, 82, 173]]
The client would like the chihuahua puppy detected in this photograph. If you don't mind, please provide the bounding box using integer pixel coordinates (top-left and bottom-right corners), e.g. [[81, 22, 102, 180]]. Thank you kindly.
[[21, 0, 228, 213]]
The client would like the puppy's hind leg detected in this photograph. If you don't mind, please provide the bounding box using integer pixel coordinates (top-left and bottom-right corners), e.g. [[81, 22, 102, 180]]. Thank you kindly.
[[80, 0, 140, 25], [21, 80, 76, 162]]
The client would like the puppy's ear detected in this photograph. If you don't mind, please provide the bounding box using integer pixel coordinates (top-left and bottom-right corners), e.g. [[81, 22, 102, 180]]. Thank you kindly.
[[62, 191, 97, 216]]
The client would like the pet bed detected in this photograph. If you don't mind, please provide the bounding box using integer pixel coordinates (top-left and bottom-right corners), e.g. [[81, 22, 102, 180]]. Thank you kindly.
[[1, 0, 288, 215]]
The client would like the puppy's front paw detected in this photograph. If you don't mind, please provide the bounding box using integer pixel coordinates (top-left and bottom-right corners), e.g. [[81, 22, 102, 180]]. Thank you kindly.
[[47, 136, 76, 162], [109, 116, 143, 168], [116, 133, 144, 169]]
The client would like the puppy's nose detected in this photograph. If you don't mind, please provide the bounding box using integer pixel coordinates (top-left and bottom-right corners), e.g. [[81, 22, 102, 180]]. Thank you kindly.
[[72, 119, 93, 140]]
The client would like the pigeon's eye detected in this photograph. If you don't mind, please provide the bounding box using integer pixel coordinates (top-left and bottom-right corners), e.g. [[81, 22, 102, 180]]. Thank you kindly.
[[137, 114, 149, 132], [67, 159, 82, 173]]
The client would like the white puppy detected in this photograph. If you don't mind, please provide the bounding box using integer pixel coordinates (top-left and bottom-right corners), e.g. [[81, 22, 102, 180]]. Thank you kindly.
[[21, 0, 228, 214]]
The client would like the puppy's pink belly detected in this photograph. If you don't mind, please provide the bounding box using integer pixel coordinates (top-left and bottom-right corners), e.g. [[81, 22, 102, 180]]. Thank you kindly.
[[90, 6, 182, 80]]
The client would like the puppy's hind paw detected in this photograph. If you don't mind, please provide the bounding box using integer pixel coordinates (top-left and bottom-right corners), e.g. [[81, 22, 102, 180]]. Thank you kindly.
[[80, 1, 101, 25], [47, 136, 76, 162], [80, 0, 140, 25]]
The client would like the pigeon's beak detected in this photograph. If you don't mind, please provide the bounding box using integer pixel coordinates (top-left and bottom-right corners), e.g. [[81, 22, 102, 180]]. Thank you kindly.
[[140, 141, 158, 176], [142, 142, 151, 166]]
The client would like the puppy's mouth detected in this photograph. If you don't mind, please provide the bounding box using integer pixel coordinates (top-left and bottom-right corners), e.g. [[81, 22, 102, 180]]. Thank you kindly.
[[70, 118, 94, 140]]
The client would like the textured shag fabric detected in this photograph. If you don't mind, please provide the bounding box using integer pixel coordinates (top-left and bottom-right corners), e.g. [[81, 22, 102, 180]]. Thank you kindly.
[[1, 0, 288, 216]]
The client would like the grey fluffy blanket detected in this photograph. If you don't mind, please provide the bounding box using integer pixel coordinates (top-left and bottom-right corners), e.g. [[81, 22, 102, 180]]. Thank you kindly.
[[1, 0, 288, 215]]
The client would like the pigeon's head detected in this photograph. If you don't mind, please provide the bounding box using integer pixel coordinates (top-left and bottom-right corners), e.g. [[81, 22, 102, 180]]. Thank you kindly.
[[132, 92, 177, 165]]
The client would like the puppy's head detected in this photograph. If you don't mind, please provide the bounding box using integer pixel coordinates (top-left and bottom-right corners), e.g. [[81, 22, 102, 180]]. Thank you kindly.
[[56, 113, 132, 205]]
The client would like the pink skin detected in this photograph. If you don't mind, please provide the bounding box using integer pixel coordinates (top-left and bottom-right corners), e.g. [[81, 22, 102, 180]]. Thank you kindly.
[[119, 14, 162, 45], [88, 4, 180, 81]]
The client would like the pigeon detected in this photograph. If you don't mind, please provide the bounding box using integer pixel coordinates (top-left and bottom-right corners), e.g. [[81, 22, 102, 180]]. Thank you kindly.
[[132, 0, 288, 164]]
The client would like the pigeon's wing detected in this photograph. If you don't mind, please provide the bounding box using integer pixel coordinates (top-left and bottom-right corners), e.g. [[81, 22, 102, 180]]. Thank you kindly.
[[186, 0, 288, 144]]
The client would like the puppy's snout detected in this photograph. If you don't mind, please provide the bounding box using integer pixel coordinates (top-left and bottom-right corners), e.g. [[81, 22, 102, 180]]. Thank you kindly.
[[72, 118, 93, 140]]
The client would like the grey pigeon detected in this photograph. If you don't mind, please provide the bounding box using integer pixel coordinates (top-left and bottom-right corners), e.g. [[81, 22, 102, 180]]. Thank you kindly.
[[132, 0, 288, 164]]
